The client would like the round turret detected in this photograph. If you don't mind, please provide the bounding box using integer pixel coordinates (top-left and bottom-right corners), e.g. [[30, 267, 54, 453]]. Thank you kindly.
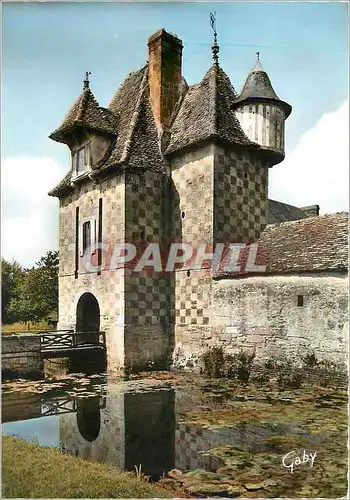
[[232, 55, 292, 166]]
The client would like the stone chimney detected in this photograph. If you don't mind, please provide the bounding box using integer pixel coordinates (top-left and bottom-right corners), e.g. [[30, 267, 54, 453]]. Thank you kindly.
[[148, 29, 183, 132], [300, 205, 320, 217]]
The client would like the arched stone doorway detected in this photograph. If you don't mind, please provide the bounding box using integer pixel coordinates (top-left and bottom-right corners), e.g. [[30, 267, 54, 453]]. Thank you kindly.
[[76, 292, 100, 344], [76, 396, 101, 443]]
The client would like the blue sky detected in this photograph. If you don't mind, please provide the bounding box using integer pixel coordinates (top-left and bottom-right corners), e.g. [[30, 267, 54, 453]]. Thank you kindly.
[[2, 2, 349, 266]]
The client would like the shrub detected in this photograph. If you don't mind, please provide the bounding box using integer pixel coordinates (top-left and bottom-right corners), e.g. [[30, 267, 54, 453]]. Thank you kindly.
[[303, 352, 318, 368], [202, 346, 225, 378], [202, 347, 255, 382], [232, 350, 256, 382]]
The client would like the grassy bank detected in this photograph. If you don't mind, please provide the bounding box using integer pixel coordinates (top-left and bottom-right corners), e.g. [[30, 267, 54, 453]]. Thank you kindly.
[[2, 436, 171, 498], [2, 321, 55, 334]]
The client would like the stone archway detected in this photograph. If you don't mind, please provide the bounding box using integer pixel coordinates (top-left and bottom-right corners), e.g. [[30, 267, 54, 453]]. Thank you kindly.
[[76, 397, 101, 443], [76, 292, 100, 344]]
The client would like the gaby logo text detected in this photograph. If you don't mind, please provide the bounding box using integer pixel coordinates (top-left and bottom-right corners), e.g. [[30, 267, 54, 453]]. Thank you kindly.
[[282, 449, 317, 474]]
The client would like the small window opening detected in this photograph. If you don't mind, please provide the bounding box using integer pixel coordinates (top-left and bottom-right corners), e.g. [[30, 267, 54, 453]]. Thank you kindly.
[[82, 221, 91, 254], [181, 211, 186, 219], [140, 230, 145, 240], [187, 270, 191, 277], [297, 295, 304, 307]]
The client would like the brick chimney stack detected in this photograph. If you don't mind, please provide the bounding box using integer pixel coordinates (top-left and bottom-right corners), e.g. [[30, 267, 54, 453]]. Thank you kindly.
[[148, 29, 183, 132]]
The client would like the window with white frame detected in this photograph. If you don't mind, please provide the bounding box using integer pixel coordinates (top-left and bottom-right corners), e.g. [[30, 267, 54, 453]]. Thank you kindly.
[[73, 144, 91, 177], [79, 218, 97, 256]]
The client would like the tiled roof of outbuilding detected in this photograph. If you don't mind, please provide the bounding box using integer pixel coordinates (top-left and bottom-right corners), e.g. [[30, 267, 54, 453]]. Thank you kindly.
[[49, 88, 118, 143], [166, 65, 259, 154], [259, 212, 349, 273]]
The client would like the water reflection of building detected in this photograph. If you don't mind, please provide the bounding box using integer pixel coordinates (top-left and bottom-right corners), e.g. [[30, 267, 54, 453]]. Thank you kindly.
[[4, 385, 315, 476], [59, 387, 175, 477]]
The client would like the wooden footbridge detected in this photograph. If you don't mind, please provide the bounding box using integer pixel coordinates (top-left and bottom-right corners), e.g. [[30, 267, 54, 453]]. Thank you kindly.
[[39, 330, 106, 358], [2, 330, 107, 379]]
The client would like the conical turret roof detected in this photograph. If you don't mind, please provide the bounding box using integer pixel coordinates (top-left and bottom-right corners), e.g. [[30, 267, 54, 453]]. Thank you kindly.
[[233, 58, 291, 117], [166, 64, 259, 154], [49, 85, 118, 144]]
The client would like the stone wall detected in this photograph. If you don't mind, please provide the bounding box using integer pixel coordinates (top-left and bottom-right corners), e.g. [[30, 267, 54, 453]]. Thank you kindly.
[[172, 272, 348, 369], [235, 103, 285, 154], [213, 145, 268, 244], [58, 173, 126, 372], [2, 335, 43, 378], [170, 144, 271, 370], [123, 170, 172, 371]]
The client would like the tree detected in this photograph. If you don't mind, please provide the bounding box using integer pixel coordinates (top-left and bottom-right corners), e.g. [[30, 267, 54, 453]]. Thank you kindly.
[[4, 251, 59, 324], [1, 259, 23, 324]]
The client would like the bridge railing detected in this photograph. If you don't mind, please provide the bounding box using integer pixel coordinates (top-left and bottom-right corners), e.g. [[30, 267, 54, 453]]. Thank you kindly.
[[40, 331, 106, 351]]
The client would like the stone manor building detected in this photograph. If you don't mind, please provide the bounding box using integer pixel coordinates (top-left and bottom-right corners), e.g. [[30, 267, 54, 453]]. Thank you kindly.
[[49, 29, 348, 374]]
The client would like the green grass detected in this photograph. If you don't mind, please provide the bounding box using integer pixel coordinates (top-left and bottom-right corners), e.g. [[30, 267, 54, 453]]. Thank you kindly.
[[2, 436, 171, 498]]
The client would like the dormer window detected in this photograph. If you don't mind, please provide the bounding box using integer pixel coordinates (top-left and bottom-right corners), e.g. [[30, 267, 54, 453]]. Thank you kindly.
[[73, 144, 91, 177]]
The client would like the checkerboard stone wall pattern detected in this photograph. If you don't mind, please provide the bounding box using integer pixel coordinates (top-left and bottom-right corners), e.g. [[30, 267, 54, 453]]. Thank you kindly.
[[57, 142, 269, 373], [169, 145, 269, 367], [170, 147, 215, 362], [123, 170, 173, 370], [214, 145, 268, 245], [58, 174, 126, 370], [171, 145, 214, 246]]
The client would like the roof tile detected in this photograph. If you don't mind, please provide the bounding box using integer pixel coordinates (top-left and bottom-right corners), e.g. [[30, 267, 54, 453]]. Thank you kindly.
[[166, 65, 259, 154], [49, 89, 117, 143], [259, 212, 349, 273]]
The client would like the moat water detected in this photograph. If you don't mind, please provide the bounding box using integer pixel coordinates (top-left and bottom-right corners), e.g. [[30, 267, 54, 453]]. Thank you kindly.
[[2, 369, 348, 498]]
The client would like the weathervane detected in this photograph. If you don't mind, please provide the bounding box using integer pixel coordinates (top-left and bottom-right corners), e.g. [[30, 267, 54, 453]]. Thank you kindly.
[[83, 71, 91, 90], [254, 52, 264, 71], [210, 12, 219, 67]]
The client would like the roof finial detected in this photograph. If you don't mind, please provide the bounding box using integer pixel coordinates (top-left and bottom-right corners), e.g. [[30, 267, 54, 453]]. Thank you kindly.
[[252, 52, 264, 72], [83, 71, 91, 90], [210, 11, 219, 67]]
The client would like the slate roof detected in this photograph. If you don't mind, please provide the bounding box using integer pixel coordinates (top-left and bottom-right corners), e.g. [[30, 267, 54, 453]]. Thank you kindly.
[[48, 171, 72, 196], [105, 66, 148, 166], [111, 68, 166, 174], [49, 88, 118, 143], [49, 62, 259, 196], [233, 65, 292, 118], [166, 65, 259, 154], [48, 66, 165, 196], [259, 212, 349, 274], [268, 199, 307, 224]]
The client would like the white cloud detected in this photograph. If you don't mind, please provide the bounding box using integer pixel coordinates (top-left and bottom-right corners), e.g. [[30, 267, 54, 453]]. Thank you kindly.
[[1, 157, 65, 267], [269, 99, 349, 214]]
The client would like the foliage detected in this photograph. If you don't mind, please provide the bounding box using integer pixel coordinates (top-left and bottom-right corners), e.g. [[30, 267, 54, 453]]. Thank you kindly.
[[231, 350, 256, 382], [2, 436, 170, 498], [202, 346, 226, 378], [2, 251, 59, 325], [202, 347, 255, 382], [1, 259, 24, 324], [303, 352, 319, 367]]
